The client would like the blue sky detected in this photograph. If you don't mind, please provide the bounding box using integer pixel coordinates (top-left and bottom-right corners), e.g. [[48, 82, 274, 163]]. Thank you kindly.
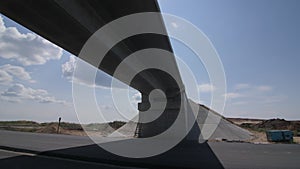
[[0, 0, 299, 122]]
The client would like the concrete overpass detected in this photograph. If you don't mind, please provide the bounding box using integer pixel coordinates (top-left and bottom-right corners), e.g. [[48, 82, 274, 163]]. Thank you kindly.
[[0, 0, 191, 138]]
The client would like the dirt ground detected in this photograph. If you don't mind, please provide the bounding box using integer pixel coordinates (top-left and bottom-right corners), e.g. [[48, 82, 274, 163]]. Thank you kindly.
[[227, 118, 263, 125], [227, 118, 300, 144], [249, 130, 300, 144], [1, 119, 299, 144], [37, 124, 115, 137], [293, 137, 300, 144], [247, 129, 268, 143]]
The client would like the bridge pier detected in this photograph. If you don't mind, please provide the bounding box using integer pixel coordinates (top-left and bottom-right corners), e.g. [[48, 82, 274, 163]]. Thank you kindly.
[[135, 91, 200, 142]]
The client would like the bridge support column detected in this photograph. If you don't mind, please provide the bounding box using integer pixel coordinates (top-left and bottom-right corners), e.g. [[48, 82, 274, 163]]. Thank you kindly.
[[135, 91, 200, 142]]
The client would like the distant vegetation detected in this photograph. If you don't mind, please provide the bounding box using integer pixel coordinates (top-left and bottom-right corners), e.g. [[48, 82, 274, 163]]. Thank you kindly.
[[238, 118, 300, 136], [0, 120, 40, 127], [0, 120, 126, 135], [40, 122, 83, 130]]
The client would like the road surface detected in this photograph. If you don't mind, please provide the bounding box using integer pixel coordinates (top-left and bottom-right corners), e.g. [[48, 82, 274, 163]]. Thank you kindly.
[[0, 149, 140, 169], [1, 130, 300, 169]]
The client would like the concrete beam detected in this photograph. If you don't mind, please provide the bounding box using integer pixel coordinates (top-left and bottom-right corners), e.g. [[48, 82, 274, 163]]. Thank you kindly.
[[0, 0, 197, 140]]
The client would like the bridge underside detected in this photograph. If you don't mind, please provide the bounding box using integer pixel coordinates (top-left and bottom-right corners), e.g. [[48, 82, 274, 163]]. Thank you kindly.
[[0, 0, 197, 140]]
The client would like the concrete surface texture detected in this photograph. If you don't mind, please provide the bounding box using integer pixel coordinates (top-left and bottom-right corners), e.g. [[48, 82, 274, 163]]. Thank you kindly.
[[194, 102, 253, 141]]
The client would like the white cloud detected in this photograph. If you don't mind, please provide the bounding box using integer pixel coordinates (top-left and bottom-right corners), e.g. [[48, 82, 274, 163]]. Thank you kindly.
[[226, 84, 274, 100], [0, 64, 34, 83], [62, 55, 113, 89], [226, 83, 283, 107], [235, 83, 251, 90], [224, 92, 244, 99], [0, 16, 5, 32], [235, 83, 272, 92], [0, 69, 13, 84], [198, 83, 215, 93], [231, 101, 248, 105], [263, 95, 286, 104], [0, 15, 63, 66], [1, 83, 67, 104], [256, 85, 272, 92], [61, 55, 76, 80]]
